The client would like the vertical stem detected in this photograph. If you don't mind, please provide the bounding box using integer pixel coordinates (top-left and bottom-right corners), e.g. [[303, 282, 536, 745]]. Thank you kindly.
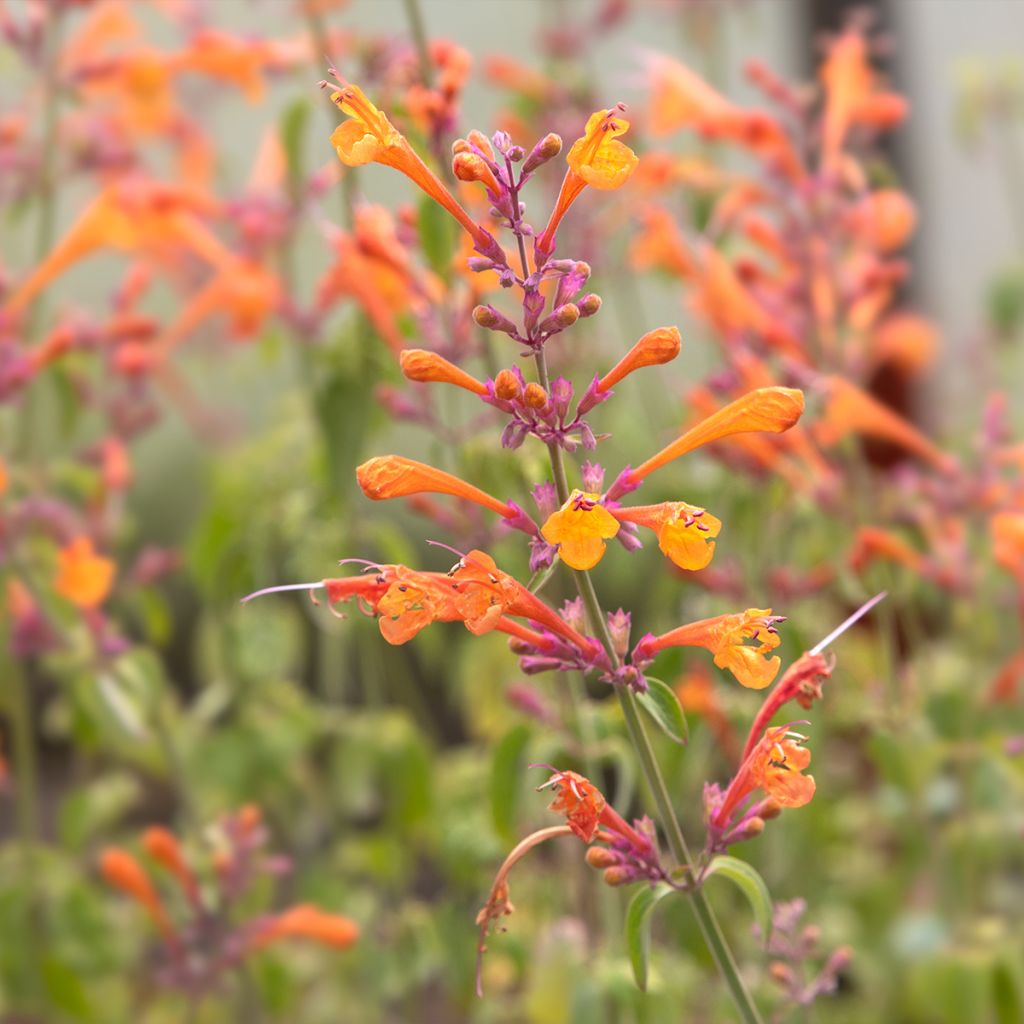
[[401, 0, 434, 88], [7, 659, 45, 1010], [532, 347, 763, 1024]]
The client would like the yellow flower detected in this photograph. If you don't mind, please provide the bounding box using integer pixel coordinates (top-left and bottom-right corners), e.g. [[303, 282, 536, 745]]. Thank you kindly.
[[541, 490, 620, 570], [614, 502, 722, 570]]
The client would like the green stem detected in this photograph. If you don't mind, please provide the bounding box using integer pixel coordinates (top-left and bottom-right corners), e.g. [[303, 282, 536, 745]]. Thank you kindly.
[[531, 347, 763, 1023], [401, 0, 434, 88]]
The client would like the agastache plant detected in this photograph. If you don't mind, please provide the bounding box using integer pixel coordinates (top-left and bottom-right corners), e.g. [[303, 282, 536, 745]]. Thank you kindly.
[[245, 73, 884, 1022]]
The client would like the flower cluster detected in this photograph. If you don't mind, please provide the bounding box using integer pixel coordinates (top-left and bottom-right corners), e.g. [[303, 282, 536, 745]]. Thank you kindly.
[[99, 807, 358, 999]]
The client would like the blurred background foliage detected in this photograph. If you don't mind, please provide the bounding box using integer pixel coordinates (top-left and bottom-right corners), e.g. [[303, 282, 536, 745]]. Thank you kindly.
[[2, 1, 1024, 1022]]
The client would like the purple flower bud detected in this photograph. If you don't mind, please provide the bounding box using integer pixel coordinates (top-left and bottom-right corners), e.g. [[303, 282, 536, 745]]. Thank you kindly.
[[467, 257, 494, 273], [560, 597, 587, 634], [522, 132, 563, 175], [523, 288, 547, 334], [531, 481, 559, 519], [506, 683, 553, 722], [605, 465, 641, 502], [529, 536, 557, 573], [520, 655, 565, 675], [491, 130, 512, 155], [615, 520, 643, 552], [473, 304, 519, 336], [577, 422, 597, 450], [581, 461, 605, 493], [548, 376, 574, 419], [507, 145, 525, 162], [553, 261, 591, 308], [501, 420, 529, 449], [537, 303, 580, 337], [606, 608, 631, 658], [577, 293, 602, 317]]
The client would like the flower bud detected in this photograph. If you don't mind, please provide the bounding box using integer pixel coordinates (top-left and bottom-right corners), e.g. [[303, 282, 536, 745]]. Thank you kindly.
[[507, 144, 525, 162], [400, 349, 487, 395], [585, 846, 620, 869], [452, 152, 502, 194], [769, 962, 795, 987], [523, 132, 563, 174], [577, 293, 602, 317], [467, 129, 494, 160], [473, 304, 518, 336], [451, 138, 471, 155], [523, 382, 548, 409], [493, 368, 521, 400], [598, 326, 681, 392], [538, 303, 580, 335], [603, 866, 633, 887]]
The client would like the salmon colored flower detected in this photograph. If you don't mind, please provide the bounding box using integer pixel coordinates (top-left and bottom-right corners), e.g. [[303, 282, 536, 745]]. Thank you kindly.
[[611, 387, 804, 497], [636, 609, 784, 689], [143, 826, 199, 903], [55, 537, 116, 609], [99, 848, 177, 942], [539, 768, 651, 851], [536, 105, 638, 259], [253, 905, 360, 951], [356, 455, 518, 520], [327, 79, 495, 254], [850, 189, 917, 252], [815, 376, 956, 473], [848, 526, 924, 575], [399, 349, 487, 395], [869, 313, 938, 374], [993, 512, 1024, 582], [613, 502, 722, 570], [628, 205, 695, 278], [597, 326, 682, 392], [541, 490, 621, 570], [716, 726, 816, 827]]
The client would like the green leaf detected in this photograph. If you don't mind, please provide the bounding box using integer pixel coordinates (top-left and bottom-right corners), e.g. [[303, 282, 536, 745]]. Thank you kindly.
[[625, 883, 674, 991], [636, 677, 688, 745], [42, 956, 94, 1022], [993, 959, 1024, 1024], [490, 723, 532, 844], [96, 673, 149, 741], [704, 855, 774, 944]]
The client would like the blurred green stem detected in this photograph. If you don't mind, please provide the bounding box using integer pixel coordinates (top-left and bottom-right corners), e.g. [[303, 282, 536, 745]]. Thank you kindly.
[[401, 0, 434, 88], [533, 347, 763, 1024], [7, 658, 45, 1009]]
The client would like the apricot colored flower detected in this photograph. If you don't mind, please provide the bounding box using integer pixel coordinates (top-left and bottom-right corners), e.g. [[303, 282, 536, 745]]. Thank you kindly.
[[716, 726, 816, 827], [815, 376, 956, 473], [542, 769, 608, 842], [597, 326, 682, 392], [356, 455, 517, 520], [375, 568, 454, 645], [55, 537, 116, 609], [399, 349, 487, 395], [610, 387, 804, 498], [328, 80, 493, 252], [536, 105, 638, 259], [256, 905, 359, 950], [637, 609, 784, 689], [993, 512, 1024, 581], [99, 848, 176, 941], [541, 490, 621, 570], [614, 502, 722, 570]]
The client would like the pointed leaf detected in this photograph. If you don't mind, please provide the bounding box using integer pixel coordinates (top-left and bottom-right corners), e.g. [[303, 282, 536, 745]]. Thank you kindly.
[[625, 882, 674, 991], [704, 855, 773, 944], [637, 677, 688, 745]]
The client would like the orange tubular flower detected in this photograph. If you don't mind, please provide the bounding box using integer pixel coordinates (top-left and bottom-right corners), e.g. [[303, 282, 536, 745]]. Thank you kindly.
[[535, 105, 638, 260], [615, 387, 804, 494], [259, 905, 359, 950], [815, 376, 956, 474], [399, 349, 487, 395], [716, 726, 816, 826], [597, 326, 682, 392], [848, 526, 924, 575], [55, 537, 116, 609], [356, 455, 517, 520], [99, 848, 176, 942], [327, 80, 493, 252], [541, 490, 621, 570], [143, 826, 199, 902], [993, 512, 1024, 582], [638, 609, 784, 689], [613, 502, 722, 571]]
